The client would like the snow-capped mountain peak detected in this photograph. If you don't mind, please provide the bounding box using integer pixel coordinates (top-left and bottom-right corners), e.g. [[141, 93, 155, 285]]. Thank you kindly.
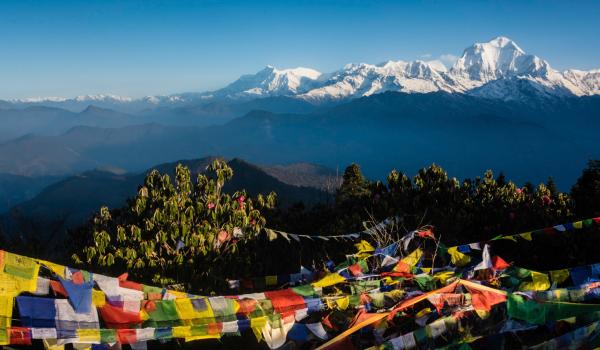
[[72, 94, 134, 102], [12, 94, 133, 104], [451, 36, 551, 83], [488, 36, 525, 52], [214, 65, 322, 98]]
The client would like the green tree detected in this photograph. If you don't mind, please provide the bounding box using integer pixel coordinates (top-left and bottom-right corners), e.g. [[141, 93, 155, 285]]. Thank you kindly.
[[571, 160, 600, 217], [547, 177, 558, 197], [336, 163, 371, 202], [73, 159, 275, 292]]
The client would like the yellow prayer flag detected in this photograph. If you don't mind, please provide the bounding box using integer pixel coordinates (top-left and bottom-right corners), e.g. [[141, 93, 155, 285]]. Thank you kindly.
[[265, 229, 278, 241], [312, 273, 346, 288], [252, 326, 263, 342], [0, 269, 39, 295], [92, 290, 105, 307], [415, 307, 431, 318], [0, 294, 13, 329], [43, 339, 65, 350], [0, 328, 7, 346], [72, 344, 92, 350], [265, 275, 277, 286], [166, 290, 188, 299], [519, 271, 551, 291], [447, 247, 470, 267], [140, 307, 150, 321], [251, 316, 267, 329], [382, 277, 399, 285], [251, 315, 267, 341], [4, 252, 38, 278], [433, 271, 456, 284], [573, 221, 583, 229], [402, 248, 423, 267], [76, 329, 100, 343], [520, 232, 533, 241], [355, 240, 375, 253], [172, 326, 192, 338], [335, 296, 350, 310], [185, 334, 221, 342], [0, 252, 39, 295], [354, 240, 375, 259], [549, 269, 570, 285], [175, 297, 215, 325]]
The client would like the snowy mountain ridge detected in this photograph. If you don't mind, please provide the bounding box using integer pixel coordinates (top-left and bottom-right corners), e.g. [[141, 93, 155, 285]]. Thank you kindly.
[[6, 36, 600, 111]]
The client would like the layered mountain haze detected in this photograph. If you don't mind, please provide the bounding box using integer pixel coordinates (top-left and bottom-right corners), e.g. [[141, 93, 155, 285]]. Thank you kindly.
[[0, 97, 316, 142], [1, 91, 597, 187]]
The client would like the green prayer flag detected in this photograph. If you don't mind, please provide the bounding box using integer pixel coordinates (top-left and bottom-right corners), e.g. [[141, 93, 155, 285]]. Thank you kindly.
[[100, 329, 117, 343], [291, 284, 316, 297], [507, 294, 600, 325], [145, 300, 181, 328]]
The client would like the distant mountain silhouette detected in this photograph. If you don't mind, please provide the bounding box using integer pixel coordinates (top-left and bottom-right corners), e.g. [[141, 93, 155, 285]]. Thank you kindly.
[[0, 173, 61, 212], [0, 157, 333, 253], [0, 96, 319, 142], [0, 92, 597, 189]]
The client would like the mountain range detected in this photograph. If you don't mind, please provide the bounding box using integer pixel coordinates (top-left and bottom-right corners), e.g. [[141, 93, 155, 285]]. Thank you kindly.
[[4, 37, 599, 113], [0, 91, 597, 188], [0, 36, 598, 239]]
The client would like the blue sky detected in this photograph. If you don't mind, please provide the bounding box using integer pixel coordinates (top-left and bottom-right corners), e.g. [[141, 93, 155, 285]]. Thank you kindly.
[[1, 0, 599, 99]]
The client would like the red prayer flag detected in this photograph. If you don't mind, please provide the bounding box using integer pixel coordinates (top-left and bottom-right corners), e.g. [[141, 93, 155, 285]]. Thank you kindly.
[[71, 271, 84, 284], [142, 300, 157, 312], [10, 327, 32, 345], [237, 298, 258, 315], [464, 285, 506, 311], [119, 280, 143, 291], [117, 329, 137, 344], [264, 289, 306, 314], [348, 263, 363, 277], [99, 303, 143, 328], [393, 261, 411, 274], [50, 280, 68, 297], [116, 273, 143, 290], [417, 229, 435, 239], [492, 256, 510, 270], [208, 322, 222, 335]]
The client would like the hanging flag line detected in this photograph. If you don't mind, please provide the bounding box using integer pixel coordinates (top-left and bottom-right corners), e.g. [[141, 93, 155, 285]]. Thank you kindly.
[[263, 217, 399, 242], [263, 216, 600, 251], [238, 217, 600, 292], [446, 216, 600, 252]]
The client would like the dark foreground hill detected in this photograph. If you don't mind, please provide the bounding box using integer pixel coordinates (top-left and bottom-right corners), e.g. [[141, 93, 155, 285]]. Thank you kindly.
[[0, 158, 333, 253]]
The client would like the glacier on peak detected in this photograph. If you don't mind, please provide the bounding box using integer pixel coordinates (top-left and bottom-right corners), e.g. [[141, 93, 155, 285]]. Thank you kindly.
[[212, 65, 323, 98]]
